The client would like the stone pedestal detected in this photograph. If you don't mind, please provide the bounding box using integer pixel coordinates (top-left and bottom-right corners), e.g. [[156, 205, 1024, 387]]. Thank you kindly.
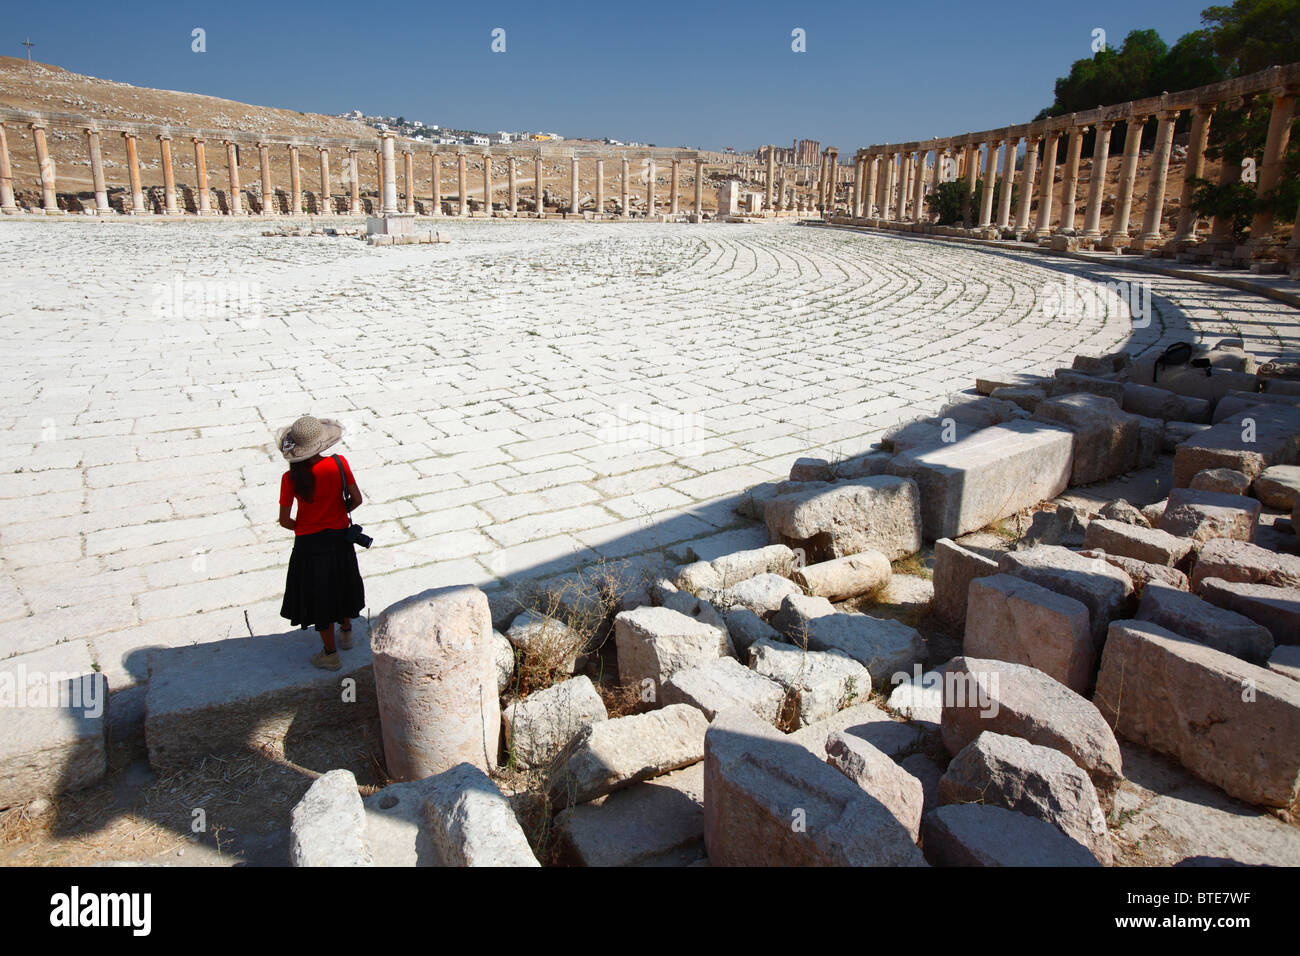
[[366, 212, 416, 236]]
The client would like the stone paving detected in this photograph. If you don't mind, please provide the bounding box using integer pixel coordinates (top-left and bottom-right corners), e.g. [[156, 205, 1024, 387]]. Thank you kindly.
[[2, 217, 1298, 700]]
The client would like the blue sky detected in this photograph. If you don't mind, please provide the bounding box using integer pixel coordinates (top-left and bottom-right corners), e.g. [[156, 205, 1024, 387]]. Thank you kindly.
[[9, 0, 1210, 151]]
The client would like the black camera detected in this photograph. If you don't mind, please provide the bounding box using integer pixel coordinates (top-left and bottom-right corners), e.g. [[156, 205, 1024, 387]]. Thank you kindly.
[[347, 524, 373, 549]]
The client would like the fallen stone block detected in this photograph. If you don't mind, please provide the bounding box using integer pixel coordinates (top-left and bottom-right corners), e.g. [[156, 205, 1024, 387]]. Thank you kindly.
[[1098, 498, 1149, 526], [1032, 393, 1143, 485], [549, 703, 708, 807], [1022, 504, 1090, 548], [505, 610, 582, 675], [997, 545, 1134, 646], [931, 538, 999, 631], [748, 636, 871, 727], [362, 775, 444, 866], [0, 641, 108, 809], [1122, 382, 1209, 423], [1050, 370, 1125, 404], [1211, 389, 1300, 424], [885, 667, 946, 727], [1083, 518, 1195, 569], [940, 393, 1032, 427], [921, 802, 1101, 867], [290, 769, 372, 867], [1198, 578, 1300, 646], [765, 475, 922, 561], [1094, 619, 1300, 809], [502, 675, 607, 770], [1077, 550, 1190, 592], [706, 573, 802, 615], [786, 699, 924, 759], [825, 731, 924, 841], [1255, 465, 1300, 510], [614, 606, 733, 690], [964, 574, 1094, 694], [652, 583, 729, 633], [886, 420, 1074, 541], [1190, 538, 1300, 590], [1172, 403, 1300, 488], [939, 732, 1111, 864], [1137, 582, 1273, 664], [1162, 421, 1212, 453], [424, 762, 540, 866], [975, 371, 1051, 395], [145, 630, 376, 773], [555, 763, 705, 866], [989, 385, 1046, 412], [703, 707, 927, 866], [771, 593, 836, 638], [1158, 487, 1260, 543], [491, 631, 515, 695], [1125, 358, 1258, 404], [1270, 645, 1300, 682], [723, 607, 781, 653], [793, 551, 890, 601], [675, 544, 797, 592], [796, 611, 927, 685], [371, 585, 499, 781], [882, 417, 981, 452], [1190, 467, 1251, 495], [662, 656, 787, 724], [940, 656, 1123, 802]]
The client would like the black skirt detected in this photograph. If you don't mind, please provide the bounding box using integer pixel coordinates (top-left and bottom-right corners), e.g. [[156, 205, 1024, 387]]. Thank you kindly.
[[280, 528, 366, 630]]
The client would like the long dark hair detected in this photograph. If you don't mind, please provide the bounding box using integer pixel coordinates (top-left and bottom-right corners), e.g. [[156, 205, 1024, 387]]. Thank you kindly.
[[289, 455, 320, 502]]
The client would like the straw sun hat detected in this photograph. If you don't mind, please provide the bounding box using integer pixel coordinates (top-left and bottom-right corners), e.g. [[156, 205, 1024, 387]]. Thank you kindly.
[[274, 415, 344, 463]]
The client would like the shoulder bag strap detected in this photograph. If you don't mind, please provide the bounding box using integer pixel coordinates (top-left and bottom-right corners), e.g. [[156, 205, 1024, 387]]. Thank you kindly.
[[333, 455, 352, 526]]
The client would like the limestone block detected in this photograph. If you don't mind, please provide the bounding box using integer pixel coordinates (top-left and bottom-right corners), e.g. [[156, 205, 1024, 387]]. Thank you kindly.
[[555, 763, 705, 866], [796, 610, 926, 685], [786, 699, 924, 760], [290, 769, 372, 867], [1190, 467, 1251, 495], [653, 586, 729, 635], [1270, 645, 1300, 682], [1124, 358, 1258, 404], [1077, 549, 1190, 592], [825, 731, 924, 841], [1190, 538, 1300, 590], [505, 610, 581, 675], [662, 656, 787, 724], [931, 537, 999, 631], [1157, 487, 1260, 543], [1082, 518, 1195, 569], [1172, 404, 1300, 488], [1099, 499, 1149, 526], [1136, 582, 1273, 664], [770, 593, 836, 638], [964, 574, 1094, 694], [793, 551, 891, 601], [1050, 370, 1125, 404], [1095, 619, 1300, 808], [1197, 577, 1300, 647], [885, 667, 946, 727], [370, 585, 499, 781], [764, 475, 922, 561], [1121, 382, 1209, 423], [921, 803, 1100, 867], [491, 630, 515, 695], [1032, 393, 1142, 485], [676, 544, 797, 592], [748, 636, 871, 727], [503, 675, 607, 770], [885, 420, 1074, 541], [939, 732, 1111, 864], [723, 607, 782, 654], [703, 707, 927, 866], [1255, 465, 1300, 510], [997, 545, 1134, 646], [549, 703, 708, 807], [423, 762, 540, 866], [989, 385, 1047, 413], [0, 641, 108, 809], [708, 573, 802, 616], [940, 656, 1123, 802], [614, 606, 733, 690], [1162, 421, 1211, 453], [975, 371, 1051, 395]]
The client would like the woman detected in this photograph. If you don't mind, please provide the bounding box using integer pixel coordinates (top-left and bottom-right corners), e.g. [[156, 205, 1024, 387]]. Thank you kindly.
[[275, 415, 366, 671]]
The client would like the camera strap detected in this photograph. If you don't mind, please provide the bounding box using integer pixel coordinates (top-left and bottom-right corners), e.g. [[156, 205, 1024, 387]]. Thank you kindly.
[[332, 454, 352, 527]]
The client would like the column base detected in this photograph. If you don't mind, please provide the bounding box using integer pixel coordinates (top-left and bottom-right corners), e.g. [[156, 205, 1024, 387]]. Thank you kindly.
[[366, 213, 416, 236], [1099, 233, 1131, 252], [1128, 234, 1162, 253]]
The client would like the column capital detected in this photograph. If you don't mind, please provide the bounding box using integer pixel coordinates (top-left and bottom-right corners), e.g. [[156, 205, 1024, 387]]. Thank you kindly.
[[192, 135, 205, 144], [157, 132, 172, 141], [1156, 108, 1182, 122], [29, 121, 47, 131]]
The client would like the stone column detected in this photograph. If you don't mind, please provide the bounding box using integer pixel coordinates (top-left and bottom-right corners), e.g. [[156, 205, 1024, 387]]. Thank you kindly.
[[1033, 130, 1060, 238], [31, 124, 58, 214], [404, 150, 416, 214], [86, 129, 110, 214], [1081, 121, 1115, 240], [225, 140, 242, 215], [348, 150, 360, 215], [0, 124, 16, 214], [863, 154, 878, 218], [258, 142, 275, 215], [997, 137, 1018, 229], [288, 144, 302, 216], [852, 157, 865, 217], [912, 150, 926, 222], [457, 152, 468, 216], [961, 143, 979, 224], [534, 152, 544, 216], [317, 147, 331, 216], [1174, 104, 1215, 242], [1134, 108, 1180, 250], [694, 158, 704, 217], [765, 146, 776, 210], [621, 156, 630, 216], [482, 153, 492, 217], [1014, 136, 1039, 233], [1057, 123, 1086, 232], [430, 152, 441, 215], [1105, 113, 1147, 249], [883, 153, 897, 219], [827, 147, 839, 214], [594, 157, 604, 216], [193, 138, 211, 216], [569, 153, 580, 214], [124, 133, 146, 215], [670, 159, 680, 216], [380, 135, 399, 215], [646, 157, 656, 216], [508, 155, 518, 216], [375, 150, 383, 206], [977, 140, 999, 228], [1248, 87, 1297, 250]]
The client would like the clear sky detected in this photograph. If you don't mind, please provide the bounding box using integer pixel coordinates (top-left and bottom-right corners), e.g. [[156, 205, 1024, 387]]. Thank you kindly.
[[8, 0, 1211, 152]]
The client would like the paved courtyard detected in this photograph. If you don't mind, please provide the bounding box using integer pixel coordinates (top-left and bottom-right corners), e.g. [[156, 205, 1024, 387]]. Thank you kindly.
[[2, 218, 1298, 697]]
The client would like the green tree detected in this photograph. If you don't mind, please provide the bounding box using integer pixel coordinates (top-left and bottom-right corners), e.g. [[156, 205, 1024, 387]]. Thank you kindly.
[[1203, 0, 1300, 75]]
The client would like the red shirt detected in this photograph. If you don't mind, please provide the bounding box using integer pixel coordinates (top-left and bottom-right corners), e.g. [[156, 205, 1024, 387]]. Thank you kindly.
[[280, 455, 356, 536]]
